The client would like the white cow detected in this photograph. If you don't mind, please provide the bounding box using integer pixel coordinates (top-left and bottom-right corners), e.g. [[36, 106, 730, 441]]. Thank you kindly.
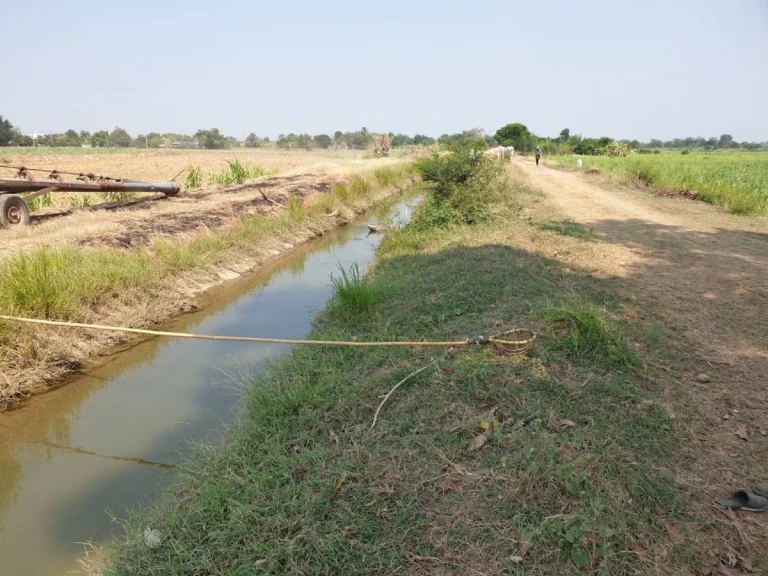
[[485, 146, 514, 161]]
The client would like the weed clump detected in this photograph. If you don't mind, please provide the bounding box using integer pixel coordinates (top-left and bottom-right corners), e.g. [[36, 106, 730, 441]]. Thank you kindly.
[[330, 262, 376, 311], [541, 306, 640, 371], [331, 182, 349, 201], [350, 175, 372, 197], [185, 166, 203, 189], [210, 160, 276, 185], [287, 195, 305, 222]]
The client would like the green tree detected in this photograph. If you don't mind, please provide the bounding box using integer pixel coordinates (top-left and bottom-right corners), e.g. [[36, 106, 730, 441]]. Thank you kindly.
[[0, 116, 20, 146], [413, 134, 435, 146], [494, 123, 533, 152], [91, 130, 109, 147], [313, 134, 332, 149], [559, 128, 570, 141], [109, 127, 132, 147], [245, 133, 262, 148], [61, 129, 82, 147], [718, 134, 735, 148], [194, 128, 228, 149]]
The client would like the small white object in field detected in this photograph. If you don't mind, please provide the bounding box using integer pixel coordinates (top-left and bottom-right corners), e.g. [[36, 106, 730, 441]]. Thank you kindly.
[[143, 527, 163, 549], [577, 159, 583, 168]]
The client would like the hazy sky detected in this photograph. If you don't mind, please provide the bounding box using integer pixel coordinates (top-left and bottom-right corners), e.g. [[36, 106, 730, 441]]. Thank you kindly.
[[2, 0, 766, 141]]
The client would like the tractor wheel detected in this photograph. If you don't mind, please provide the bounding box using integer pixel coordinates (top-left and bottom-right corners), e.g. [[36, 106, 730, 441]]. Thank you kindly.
[[0, 195, 31, 228]]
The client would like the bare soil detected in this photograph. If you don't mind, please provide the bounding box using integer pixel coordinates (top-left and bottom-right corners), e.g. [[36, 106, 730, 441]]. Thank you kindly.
[[517, 157, 768, 554], [0, 173, 334, 256]]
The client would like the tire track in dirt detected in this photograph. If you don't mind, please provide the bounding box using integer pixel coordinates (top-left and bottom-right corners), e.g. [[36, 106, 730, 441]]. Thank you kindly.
[[515, 158, 768, 554]]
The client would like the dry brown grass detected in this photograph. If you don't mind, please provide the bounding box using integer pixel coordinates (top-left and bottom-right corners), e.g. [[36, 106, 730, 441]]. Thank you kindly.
[[0, 148, 379, 182]]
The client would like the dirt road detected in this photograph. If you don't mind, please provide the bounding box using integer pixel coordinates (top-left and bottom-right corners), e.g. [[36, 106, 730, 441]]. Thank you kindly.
[[516, 157, 768, 546]]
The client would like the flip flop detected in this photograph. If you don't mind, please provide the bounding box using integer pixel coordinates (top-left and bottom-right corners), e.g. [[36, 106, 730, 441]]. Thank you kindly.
[[716, 491, 768, 512], [753, 483, 768, 498]]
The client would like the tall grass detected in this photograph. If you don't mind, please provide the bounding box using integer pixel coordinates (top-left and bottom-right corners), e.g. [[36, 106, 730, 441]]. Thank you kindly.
[[332, 182, 349, 201], [307, 194, 336, 215], [287, 195, 305, 222], [547, 152, 768, 215], [68, 194, 93, 210], [0, 248, 157, 319], [330, 262, 376, 310], [209, 160, 277, 185], [184, 166, 203, 189], [350, 174, 372, 197], [24, 193, 55, 212], [100, 191, 137, 204]]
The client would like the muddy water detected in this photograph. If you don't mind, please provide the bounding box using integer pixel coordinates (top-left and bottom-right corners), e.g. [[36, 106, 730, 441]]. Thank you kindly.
[[0, 197, 417, 575]]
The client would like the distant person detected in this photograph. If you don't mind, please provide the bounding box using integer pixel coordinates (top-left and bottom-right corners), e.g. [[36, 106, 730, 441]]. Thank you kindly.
[[577, 158, 583, 169], [535, 146, 542, 166]]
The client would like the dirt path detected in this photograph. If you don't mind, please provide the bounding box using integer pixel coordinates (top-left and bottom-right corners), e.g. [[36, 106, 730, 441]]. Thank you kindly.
[[516, 158, 768, 550]]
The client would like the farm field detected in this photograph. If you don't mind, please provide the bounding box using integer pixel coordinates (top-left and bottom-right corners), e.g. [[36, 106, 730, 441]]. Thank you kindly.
[[0, 147, 393, 184], [0, 149, 419, 406], [545, 151, 768, 215]]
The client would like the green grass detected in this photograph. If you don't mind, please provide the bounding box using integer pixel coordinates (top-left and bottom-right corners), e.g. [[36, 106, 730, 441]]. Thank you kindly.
[[330, 262, 376, 311], [23, 192, 55, 212], [307, 193, 337, 215], [106, 166, 704, 575], [350, 174, 372, 197], [100, 191, 137, 204], [68, 194, 94, 210], [184, 166, 203, 189], [547, 151, 768, 215], [332, 182, 349, 201], [209, 159, 278, 185], [541, 219, 592, 239], [287, 195, 305, 222]]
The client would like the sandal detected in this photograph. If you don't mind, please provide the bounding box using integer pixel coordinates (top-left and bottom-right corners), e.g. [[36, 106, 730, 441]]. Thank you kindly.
[[716, 490, 768, 512]]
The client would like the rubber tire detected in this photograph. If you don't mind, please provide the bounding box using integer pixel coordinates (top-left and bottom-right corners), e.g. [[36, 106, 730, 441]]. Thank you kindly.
[[0, 195, 31, 228]]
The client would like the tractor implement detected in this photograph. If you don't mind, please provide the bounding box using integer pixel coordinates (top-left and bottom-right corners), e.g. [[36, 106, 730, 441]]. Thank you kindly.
[[0, 165, 180, 227]]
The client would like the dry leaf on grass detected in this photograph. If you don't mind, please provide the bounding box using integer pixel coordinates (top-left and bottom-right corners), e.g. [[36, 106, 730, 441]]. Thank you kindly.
[[664, 522, 684, 544], [736, 424, 749, 441], [440, 475, 463, 493], [469, 433, 489, 451], [737, 557, 755, 572], [559, 419, 576, 428], [518, 540, 532, 557], [334, 471, 348, 490], [508, 556, 524, 564]]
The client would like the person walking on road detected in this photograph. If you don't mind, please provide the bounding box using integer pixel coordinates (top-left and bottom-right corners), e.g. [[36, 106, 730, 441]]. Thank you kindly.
[[535, 146, 542, 166]]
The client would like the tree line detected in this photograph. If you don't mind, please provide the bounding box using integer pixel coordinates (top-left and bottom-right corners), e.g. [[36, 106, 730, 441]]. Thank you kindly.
[[1, 114, 765, 153], [492, 124, 767, 156]]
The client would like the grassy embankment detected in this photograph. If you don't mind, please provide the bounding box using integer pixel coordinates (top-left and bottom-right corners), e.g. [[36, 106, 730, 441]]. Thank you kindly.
[[546, 151, 768, 215], [105, 146, 714, 575], [0, 162, 417, 406]]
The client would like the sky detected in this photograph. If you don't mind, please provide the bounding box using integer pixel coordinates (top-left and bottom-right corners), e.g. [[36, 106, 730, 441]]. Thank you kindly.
[[1, 0, 767, 142]]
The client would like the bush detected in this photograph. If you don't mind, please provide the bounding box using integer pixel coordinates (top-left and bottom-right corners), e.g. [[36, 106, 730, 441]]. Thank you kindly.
[[414, 142, 503, 228]]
